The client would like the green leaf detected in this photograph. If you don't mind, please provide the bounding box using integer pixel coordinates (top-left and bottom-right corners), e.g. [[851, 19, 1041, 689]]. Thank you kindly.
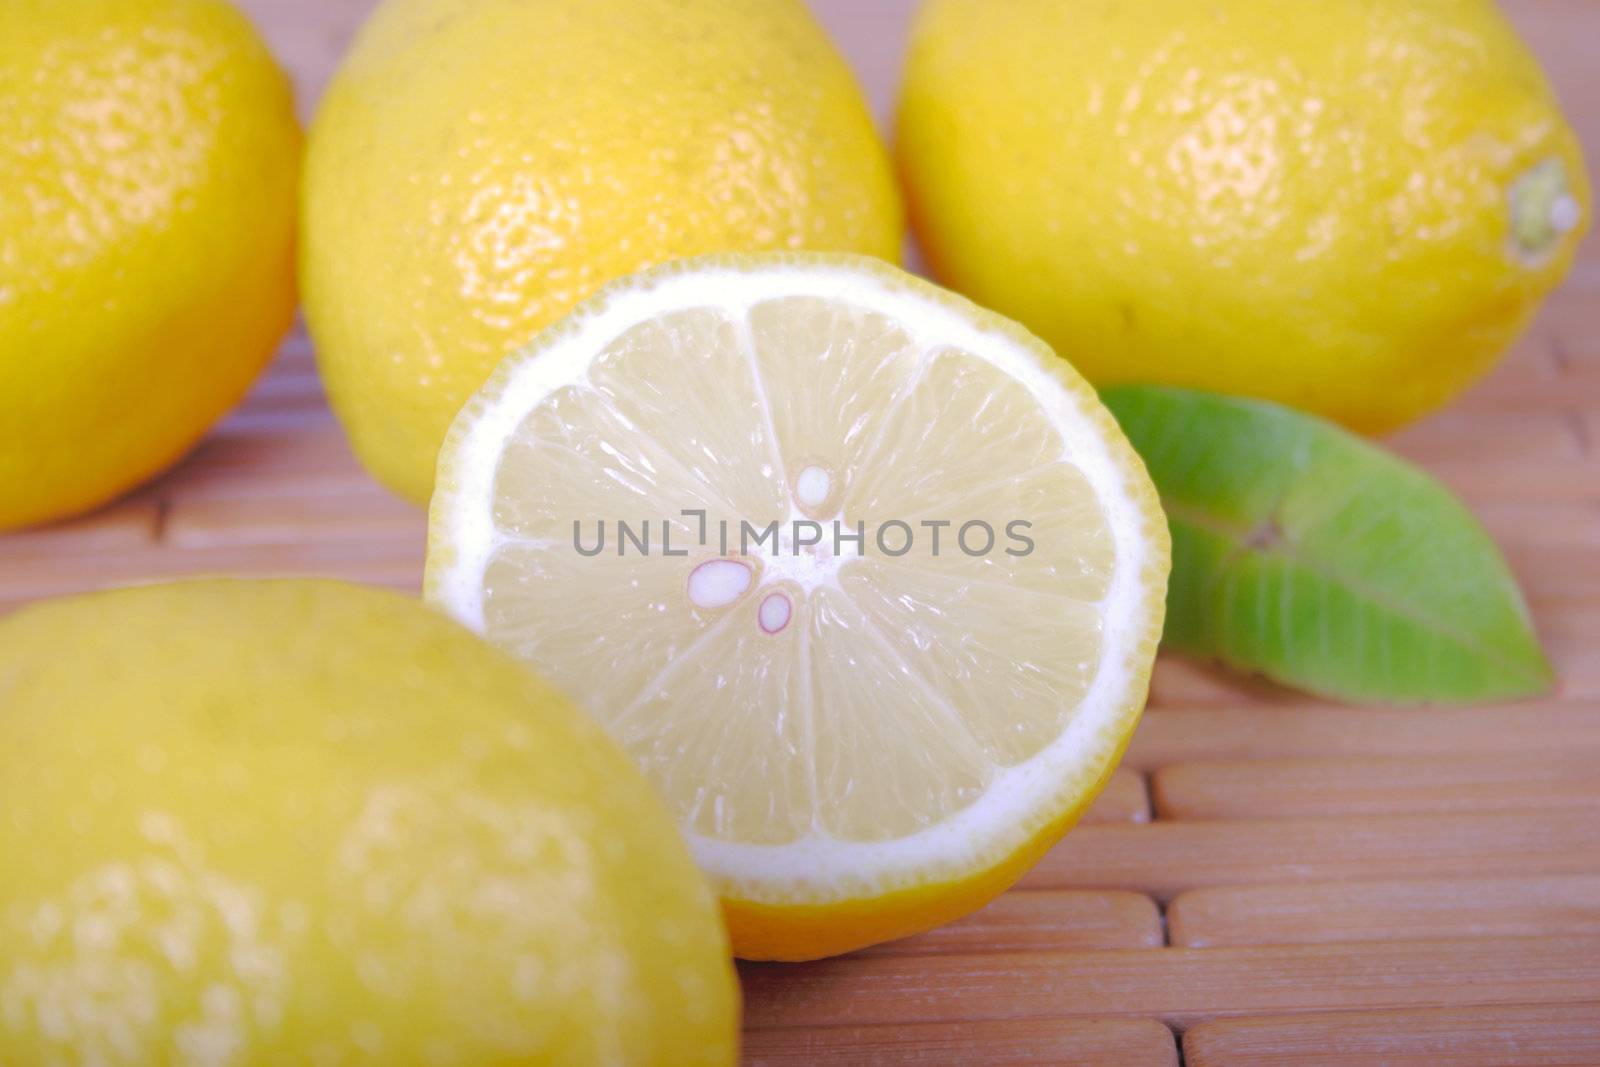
[[1100, 385, 1553, 704]]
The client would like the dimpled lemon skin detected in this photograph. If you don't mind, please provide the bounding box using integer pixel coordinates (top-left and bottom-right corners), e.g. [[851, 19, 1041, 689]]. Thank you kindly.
[[303, 0, 903, 505], [898, 0, 1592, 434], [0, 0, 299, 530], [0, 581, 738, 1065]]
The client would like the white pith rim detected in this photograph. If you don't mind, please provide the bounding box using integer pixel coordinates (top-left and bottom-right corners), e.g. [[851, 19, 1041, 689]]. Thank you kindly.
[[427, 257, 1158, 902]]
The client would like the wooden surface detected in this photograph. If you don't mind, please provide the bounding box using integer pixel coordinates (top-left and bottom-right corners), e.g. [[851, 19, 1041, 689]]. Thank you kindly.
[[6, 1, 1600, 1063]]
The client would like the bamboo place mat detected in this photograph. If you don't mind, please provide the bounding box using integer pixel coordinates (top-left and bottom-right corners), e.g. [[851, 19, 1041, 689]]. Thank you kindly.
[[7, 1, 1600, 1064]]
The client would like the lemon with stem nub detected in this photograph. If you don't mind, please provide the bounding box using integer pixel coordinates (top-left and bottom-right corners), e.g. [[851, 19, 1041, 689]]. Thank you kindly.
[[898, 0, 1591, 433]]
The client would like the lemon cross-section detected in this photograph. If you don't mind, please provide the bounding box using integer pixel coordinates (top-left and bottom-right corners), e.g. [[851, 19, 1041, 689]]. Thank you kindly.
[[427, 253, 1169, 960]]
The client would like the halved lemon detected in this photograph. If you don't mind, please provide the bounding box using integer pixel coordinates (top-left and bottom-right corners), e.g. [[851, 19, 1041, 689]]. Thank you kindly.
[[426, 253, 1169, 960]]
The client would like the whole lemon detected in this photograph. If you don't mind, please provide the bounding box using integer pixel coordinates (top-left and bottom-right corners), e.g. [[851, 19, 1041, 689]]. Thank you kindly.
[[303, 0, 903, 504], [0, 580, 738, 1064], [0, 0, 299, 529], [898, 0, 1591, 433]]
